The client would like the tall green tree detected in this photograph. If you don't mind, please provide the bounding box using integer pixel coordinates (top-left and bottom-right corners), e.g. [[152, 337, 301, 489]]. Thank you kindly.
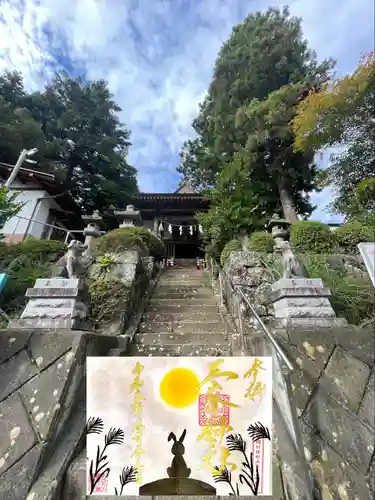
[[0, 71, 138, 213], [0, 72, 46, 165], [292, 51, 375, 218], [179, 7, 333, 228]]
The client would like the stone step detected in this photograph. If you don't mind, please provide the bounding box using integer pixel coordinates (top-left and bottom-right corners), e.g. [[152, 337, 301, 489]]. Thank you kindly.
[[135, 332, 229, 345], [149, 297, 217, 306], [141, 311, 223, 323], [155, 285, 212, 293], [160, 273, 208, 278], [159, 276, 209, 286], [138, 321, 224, 333], [164, 270, 205, 274], [130, 344, 231, 357], [153, 290, 214, 299], [156, 282, 210, 288], [145, 304, 219, 314]]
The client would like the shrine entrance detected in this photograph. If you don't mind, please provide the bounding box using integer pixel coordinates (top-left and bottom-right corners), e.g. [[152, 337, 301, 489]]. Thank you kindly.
[[129, 182, 210, 262], [174, 242, 203, 259]]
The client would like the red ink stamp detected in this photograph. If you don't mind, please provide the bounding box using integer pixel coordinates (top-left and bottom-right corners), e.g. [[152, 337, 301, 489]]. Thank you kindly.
[[88, 473, 108, 493], [252, 438, 265, 494], [198, 394, 230, 426]]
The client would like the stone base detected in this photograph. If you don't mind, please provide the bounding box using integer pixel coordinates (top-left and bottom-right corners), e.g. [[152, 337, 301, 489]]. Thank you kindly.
[[274, 317, 348, 328], [270, 278, 347, 326], [7, 317, 92, 330], [7, 278, 89, 331]]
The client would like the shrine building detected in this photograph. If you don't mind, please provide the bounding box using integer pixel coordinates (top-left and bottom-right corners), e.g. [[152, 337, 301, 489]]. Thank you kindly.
[[121, 182, 209, 260]]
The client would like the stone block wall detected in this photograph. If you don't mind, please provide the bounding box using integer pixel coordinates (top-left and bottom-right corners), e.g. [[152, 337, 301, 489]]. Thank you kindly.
[[0, 328, 128, 500], [221, 251, 278, 341], [273, 325, 375, 500]]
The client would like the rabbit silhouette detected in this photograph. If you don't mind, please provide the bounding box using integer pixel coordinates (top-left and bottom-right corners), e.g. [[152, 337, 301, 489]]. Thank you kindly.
[[167, 429, 191, 478]]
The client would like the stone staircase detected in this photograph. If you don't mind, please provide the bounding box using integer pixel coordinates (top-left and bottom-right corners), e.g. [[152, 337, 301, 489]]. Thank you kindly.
[[129, 261, 232, 356]]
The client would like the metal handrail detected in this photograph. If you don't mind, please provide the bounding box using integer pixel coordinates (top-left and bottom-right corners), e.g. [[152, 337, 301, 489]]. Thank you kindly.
[[210, 258, 293, 371], [208, 257, 314, 499], [6, 214, 87, 243], [235, 283, 294, 372]]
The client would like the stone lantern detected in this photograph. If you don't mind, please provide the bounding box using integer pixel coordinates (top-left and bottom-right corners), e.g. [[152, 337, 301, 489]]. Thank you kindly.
[[114, 205, 143, 227], [267, 213, 291, 251], [82, 210, 105, 255]]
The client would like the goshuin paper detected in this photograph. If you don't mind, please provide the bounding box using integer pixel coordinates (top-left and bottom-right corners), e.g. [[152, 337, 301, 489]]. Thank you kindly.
[[86, 356, 273, 496]]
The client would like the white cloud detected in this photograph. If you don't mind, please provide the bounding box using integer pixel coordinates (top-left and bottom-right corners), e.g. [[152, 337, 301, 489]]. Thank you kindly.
[[0, 0, 373, 220]]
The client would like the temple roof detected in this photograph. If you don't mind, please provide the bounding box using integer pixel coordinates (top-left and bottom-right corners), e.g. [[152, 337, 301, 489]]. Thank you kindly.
[[174, 181, 195, 194], [0, 162, 84, 229]]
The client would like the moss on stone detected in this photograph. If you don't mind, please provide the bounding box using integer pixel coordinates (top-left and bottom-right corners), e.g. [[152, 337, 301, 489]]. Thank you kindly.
[[88, 278, 130, 327]]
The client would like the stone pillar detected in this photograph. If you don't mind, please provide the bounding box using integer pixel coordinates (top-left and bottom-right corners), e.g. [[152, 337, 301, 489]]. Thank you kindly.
[[115, 205, 143, 228], [153, 217, 159, 235], [269, 278, 347, 327], [82, 210, 104, 255], [7, 278, 90, 330]]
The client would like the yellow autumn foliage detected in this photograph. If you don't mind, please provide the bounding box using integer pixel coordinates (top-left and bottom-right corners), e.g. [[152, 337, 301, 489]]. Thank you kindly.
[[292, 51, 375, 152]]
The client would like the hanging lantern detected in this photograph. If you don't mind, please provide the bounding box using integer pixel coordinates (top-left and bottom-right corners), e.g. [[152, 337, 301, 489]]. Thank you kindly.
[[168, 224, 172, 233], [179, 225, 183, 235], [158, 222, 164, 232], [189, 225, 193, 235]]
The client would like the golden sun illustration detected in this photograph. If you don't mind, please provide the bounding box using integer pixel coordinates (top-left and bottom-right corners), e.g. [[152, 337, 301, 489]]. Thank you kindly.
[[159, 367, 200, 409]]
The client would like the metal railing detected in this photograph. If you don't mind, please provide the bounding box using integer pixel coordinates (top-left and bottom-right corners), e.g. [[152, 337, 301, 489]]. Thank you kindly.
[[207, 257, 315, 500], [4, 214, 86, 243]]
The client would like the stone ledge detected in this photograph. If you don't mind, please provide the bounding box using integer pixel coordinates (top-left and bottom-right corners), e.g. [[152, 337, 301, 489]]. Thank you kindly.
[[26, 288, 82, 298], [272, 278, 324, 291], [269, 287, 332, 302], [275, 317, 348, 328]]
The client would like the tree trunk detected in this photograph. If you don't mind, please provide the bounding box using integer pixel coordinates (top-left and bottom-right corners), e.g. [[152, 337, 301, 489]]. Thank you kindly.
[[277, 177, 299, 222]]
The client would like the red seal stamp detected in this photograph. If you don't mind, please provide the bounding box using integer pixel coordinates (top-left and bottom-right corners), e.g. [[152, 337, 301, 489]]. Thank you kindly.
[[198, 394, 230, 426], [252, 438, 265, 493], [88, 473, 108, 493]]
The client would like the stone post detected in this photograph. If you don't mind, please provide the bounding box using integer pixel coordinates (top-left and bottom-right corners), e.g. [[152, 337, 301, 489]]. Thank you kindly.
[[269, 278, 347, 327], [7, 278, 91, 330], [153, 217, 159, 235], [82, 210, 104, 255], [114, 205, 143, 228]]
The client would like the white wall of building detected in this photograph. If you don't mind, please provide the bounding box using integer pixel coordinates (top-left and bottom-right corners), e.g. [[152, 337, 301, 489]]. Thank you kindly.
[[1, 187, 48, 237], [0, 177, 63, 241]]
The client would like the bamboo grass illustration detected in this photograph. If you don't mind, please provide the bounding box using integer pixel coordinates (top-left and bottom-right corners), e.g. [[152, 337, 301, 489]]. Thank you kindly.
[[212, 422, 271, 496], [86, 416, 126, 495], [86, 416, 104, 435], [114, 466, 138, 495], [247, 422, 271, 442]]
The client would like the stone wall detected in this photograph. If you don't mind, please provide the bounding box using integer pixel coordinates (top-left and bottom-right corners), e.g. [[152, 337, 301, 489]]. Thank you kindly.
[[0, 247, 162, 499], [87, 250, 156, 335], [218, 248, 375, 499], [0, 328, 126, 500], [274, 325, 374, 500], [220, 251, 278, 345]]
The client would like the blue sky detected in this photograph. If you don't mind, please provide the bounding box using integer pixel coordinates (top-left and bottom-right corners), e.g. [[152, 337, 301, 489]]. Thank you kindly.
[[0, 0, 373, 222]]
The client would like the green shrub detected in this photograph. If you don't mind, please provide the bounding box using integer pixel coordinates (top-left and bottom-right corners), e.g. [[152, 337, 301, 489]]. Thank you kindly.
[[248, 231, 273, 252], [0, 238, 66, 267], [220, 239, 242, 267], [93, 227, 164, 258], [300, 254, 375, 327], [334, 222, 373, 253], [291, 220, 335, 253], [0, 238, 66, 313]]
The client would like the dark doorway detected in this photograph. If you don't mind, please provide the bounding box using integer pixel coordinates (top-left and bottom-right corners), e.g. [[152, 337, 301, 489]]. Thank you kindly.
[[175, 243, 199, 259]]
